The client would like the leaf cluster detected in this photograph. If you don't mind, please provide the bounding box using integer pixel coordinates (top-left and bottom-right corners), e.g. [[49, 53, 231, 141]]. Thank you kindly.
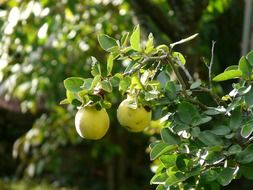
[[62, 25, 253, 189]]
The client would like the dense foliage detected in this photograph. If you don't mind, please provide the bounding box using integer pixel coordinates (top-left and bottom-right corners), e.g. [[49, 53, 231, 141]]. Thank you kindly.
[[63, 25, 253, 189]]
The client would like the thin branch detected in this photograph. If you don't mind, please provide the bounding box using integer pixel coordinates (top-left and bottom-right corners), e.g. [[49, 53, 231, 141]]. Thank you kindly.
[[151, 60, 162, 80], [209, 41, 216, 89], [199, 87, 220, 105], [174, 56, 193, 83], [123, 53, 168, 77], [165, 57, 186, 91], [123, 59, 146, 76], [170, 33, 199, 50], [186, 97, 208, 110]]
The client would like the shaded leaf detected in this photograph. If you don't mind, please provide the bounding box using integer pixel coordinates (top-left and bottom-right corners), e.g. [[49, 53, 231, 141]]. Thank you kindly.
[[190, 80, 201, 89], [150, 142, 177, 160], [227, 144, 241, 155], [198, 131, 223, 146], [210, 125, 231, 136], [161, 128, 181, 145], [241, 162, 253, 180], [236, 144, 253, 164], [157, 71, 170, 88], [229, 107, 242, 131], [241, 122, 253, 138], [177, 102, 199, 124], [217, 167, 237, 186]]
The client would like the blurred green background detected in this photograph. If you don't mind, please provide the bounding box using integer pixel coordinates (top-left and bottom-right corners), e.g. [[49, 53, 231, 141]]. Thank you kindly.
[[0, 0, 252, 189]]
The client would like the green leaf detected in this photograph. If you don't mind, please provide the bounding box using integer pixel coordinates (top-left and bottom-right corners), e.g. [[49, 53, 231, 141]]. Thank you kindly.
[[107, 53, 114, 76], [101, 80, 112, 93], [150, 172, 168, 185], [109, 75, 121, 87], [78, 89, 89, 97], [204, 107, 225, 115], [210, 125, 231, 136], [165, 171, 185, 186], [156, 44, 170, 52], [161, 128, 181, 145], [119, 76, 131, 92], [81, 78, 93, 90], [236, 144, 253, 164], [91, 75, 101, 89], [131, 76, 143, 90], [198, 131, 223, 146], [160, 154, 177, 168], [190, 80, 201, 89], [64, 77, 84, 93], [227, 144, 241, 155], [246, 50, 253, 66], [239, 56, 252, 79], [173, 123, 189, 132], [66, 90, 75, 103], [172, 52, 186, 65], [59, 98, 69, 105], [144, 33, 154, 54], [245, 85, 253, 107], [150, 142, 177, 160], [130, 25, 141, 51], [89, 94, 101, 102], [155, 184, 166, 190], [121, 32, 129, 47], [165, 82, 177, 100], [91, 57, 101, 77], [217, 167, 237, 186], [229, 107, 242, 131], [241, 122, 253, 138], [97, 34, 118, 52], [176, 155, 188, 172], [205, 151, 224, 165], [191, 115, 212, 126], [177, 102, 199, 124], [225, 65, 238, 71], [100, 100, 112, 109], [191, 127, 200, 137], [241, 162, 253, 180], [201, 169, 219, 182], [157, 71, 170, 89], [72, 99, 82, 106], [212, 70, 242, 81]]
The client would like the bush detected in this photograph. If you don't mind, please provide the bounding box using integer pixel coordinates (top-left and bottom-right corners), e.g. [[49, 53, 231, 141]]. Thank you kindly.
[[63, 25, 253, 189]]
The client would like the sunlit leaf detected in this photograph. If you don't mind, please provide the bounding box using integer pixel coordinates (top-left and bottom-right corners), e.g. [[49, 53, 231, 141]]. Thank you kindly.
[[213, 70, 242, 81], [64, 77, 84, 93], [144, 33, 154, 54], [130, 25, 141, 51]]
